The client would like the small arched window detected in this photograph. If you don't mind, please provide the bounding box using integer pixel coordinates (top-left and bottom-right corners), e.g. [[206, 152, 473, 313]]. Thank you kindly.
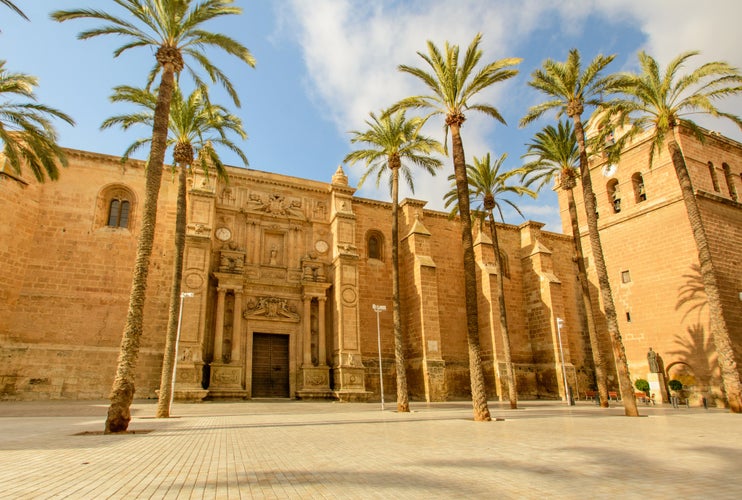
[[708, 162, 721, 192], [95, 184, 136, 232], [107, 199, 131, 228], [367, 231, 384, 260], [607, 179, 621, 213], [722, 163, 738, 201], [632, 173, 646, 203]]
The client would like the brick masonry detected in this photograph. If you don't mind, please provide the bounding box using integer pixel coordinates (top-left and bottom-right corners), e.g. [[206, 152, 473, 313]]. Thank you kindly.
[[3, 128, 739, 405], [557, 126, 742, 406]]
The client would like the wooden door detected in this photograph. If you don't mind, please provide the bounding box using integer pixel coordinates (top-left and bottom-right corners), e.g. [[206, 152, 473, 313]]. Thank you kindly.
[[251, 333, 290, 397]]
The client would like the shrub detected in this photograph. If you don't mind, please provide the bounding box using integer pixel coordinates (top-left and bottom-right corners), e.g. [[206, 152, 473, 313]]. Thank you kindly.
[[668, 379, 683, 392], [634, 378, 650, 394]]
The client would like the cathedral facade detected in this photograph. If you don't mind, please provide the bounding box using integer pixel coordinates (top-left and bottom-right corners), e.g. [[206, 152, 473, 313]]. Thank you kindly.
[[1, 148, 593, 402], [558, 125, 742, 406]]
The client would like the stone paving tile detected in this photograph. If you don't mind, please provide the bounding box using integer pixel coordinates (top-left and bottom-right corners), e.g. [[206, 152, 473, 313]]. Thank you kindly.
[[0, 400, 740, 499]]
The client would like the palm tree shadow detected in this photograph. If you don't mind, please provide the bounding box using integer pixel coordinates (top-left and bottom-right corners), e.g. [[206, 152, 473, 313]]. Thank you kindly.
[[675, 264, 706, 323], [666, 324, 717, 392], [671, 264, 717, 392]]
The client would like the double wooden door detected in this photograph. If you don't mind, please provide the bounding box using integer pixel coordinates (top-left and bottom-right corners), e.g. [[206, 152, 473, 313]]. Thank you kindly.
[[251, 333, 289, 397]]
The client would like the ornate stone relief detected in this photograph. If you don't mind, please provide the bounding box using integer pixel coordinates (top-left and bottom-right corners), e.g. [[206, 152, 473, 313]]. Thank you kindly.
[[218, 246, 245, 274], [247, 192, 303, 217], [243, 296, 300, 322], [301, 252, 327, 282]]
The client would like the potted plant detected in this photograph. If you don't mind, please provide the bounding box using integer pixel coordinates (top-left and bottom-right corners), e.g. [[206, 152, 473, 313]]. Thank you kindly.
[[668, 379, 683, 407]]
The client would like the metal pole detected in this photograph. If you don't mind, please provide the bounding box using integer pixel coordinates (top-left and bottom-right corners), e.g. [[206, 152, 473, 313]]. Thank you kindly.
[[373, 304, 386, 411], [556, 317, 571, 406], [169, 292, 194, 415]]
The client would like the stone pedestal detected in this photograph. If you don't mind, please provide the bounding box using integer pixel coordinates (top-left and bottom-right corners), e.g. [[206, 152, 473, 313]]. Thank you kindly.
[[333, 366, 370, 402], [296, 365, 333, 399], [647, 372, 667, 404], [170, 361, 209, 401], [208, 362, 248, 399]]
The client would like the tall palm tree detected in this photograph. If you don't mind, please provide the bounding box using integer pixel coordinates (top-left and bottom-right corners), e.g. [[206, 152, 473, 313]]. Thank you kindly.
[[102, 84, 248, 418], [389, 33, 520, 421], [53, 0, 255, 433], [521, 120, 610, 407], [344, 110, 443, 413], [0, 61, 74, 182], [609, 51, 742, 413], [444, 153, 534, 410], [520, 48, 639, 416], [1, 0, 27, 20]]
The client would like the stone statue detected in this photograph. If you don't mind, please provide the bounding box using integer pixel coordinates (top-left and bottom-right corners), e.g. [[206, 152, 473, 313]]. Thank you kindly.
[[647, 347, 660, 373]]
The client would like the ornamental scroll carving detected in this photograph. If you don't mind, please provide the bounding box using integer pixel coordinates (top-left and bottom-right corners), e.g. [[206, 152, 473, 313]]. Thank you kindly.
[[243, 296, 300, 322]]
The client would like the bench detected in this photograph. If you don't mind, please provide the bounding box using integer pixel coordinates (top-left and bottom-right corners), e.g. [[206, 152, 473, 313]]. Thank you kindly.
[[582, 390, 619, 401], [635, 392, 655, 405]]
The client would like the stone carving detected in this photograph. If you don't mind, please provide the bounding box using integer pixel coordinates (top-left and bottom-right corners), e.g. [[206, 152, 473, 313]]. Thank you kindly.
[[306, 373, 327, 386], [647, 347, 660, 373], [247, 192, 303, 217], [244, 296, 300, 321], [219, 250, 245, 274], [187, 223, 209, 235], [301, 252, 326, 282]]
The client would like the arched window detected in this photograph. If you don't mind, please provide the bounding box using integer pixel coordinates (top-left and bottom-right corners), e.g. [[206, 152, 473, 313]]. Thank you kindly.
[[607, 179, 621, 213], [367, 231, 384, 260], [722, 163, 738, 201], [498, 250, 510, 279], [708, 162, 721, 192], [95, 184, 136, 231], [632, 173, 646, 203], [107, 199, 131, 228]]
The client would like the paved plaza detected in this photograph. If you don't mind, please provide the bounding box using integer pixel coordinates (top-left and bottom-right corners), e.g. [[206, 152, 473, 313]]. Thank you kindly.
[[0, 398, 739, 499]]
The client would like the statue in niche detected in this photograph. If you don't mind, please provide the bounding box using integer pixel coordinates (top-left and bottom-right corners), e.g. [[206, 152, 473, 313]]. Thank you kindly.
[[269, 245, 278, 265]]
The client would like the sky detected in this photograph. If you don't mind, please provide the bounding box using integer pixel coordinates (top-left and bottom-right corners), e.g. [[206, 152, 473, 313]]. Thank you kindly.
[[2, 0, 741, 232]]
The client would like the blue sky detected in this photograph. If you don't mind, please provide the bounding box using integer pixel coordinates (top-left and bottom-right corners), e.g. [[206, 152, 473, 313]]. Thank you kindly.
[[2, 0, 741, 232]]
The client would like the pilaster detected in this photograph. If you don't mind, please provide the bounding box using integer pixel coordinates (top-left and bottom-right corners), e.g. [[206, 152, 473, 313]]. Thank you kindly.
[[401, 200, 446, 402]]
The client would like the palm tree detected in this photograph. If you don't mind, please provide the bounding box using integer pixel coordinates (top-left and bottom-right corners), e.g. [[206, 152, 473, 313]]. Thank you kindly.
[[102, 84, 247, 418], [609, 51, 742, 413], [444, 153, 534, 410], [521, 120, 609, 407], [53, 0, 255, 433], [344, 110, 443, 413], [389, 33, 520, 421], [0, 61, 74, 182], [1, 0, 27, 20], [520, 48, 639, 416]]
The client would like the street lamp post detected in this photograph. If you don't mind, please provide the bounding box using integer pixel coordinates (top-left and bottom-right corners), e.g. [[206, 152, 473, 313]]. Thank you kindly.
[[169, 292, 195, 414], [556, 317, 573, 406], [372, 304, 387, 411]]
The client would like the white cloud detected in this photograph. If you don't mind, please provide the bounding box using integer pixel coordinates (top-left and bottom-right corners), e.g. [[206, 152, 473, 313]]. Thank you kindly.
[[285, 0, 742, 215]]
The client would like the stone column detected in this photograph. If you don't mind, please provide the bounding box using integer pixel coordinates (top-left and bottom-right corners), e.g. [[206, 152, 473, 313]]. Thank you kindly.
[[214, 287, 226, 362], [231, 288, 243, 362], [302, 295, 312, 366], [318, 296, 327, 366]]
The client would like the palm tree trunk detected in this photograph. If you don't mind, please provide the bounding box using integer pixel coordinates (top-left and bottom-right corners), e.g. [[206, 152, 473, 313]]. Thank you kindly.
[[565, 185, 609, 407], [390, 164, 410, 412], [668, 130, 742, 413], [105, 65, 176, 433], [156, 163, 188, 418], [488, 213, 517, 409], [450, 122, 491, 421], [572, 115, 639, 417]]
